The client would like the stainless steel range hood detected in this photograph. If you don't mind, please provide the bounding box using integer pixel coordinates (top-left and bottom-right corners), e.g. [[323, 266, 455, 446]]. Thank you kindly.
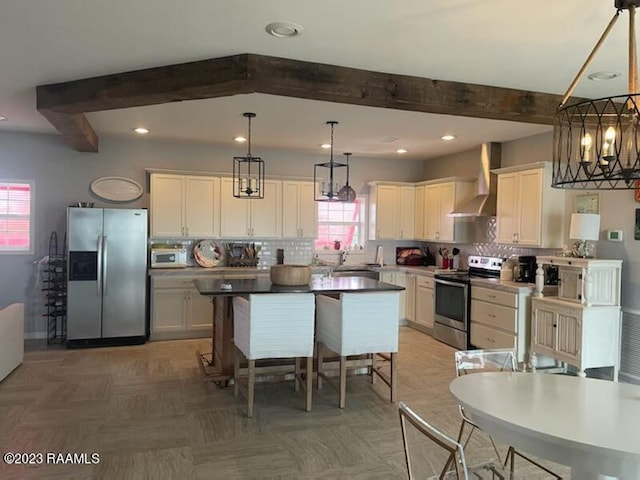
[[448, 142, 502, 217]]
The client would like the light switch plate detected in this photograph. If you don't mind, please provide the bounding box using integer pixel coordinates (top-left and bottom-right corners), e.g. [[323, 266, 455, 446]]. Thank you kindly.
[[606, 229, 623, 242]]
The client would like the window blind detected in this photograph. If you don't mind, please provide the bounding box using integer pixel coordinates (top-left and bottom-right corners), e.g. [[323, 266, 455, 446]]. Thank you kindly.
[[0, 182, 31, 251]]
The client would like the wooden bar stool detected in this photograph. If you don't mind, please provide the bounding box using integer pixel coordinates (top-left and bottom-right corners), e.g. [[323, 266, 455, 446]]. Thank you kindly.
[[315, 291, 400, 408], [233, 293, 315, 418]]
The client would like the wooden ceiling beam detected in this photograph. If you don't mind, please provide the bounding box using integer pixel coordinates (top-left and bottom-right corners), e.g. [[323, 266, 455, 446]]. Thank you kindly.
[[37, 53, 572, 152]]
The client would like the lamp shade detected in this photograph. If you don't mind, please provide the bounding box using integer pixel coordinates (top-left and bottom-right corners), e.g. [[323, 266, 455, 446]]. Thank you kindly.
[[569, 213, 600, 241]]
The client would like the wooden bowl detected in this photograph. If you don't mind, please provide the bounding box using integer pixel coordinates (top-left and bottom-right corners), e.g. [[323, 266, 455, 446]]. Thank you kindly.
[[270, 265, 311, 286]]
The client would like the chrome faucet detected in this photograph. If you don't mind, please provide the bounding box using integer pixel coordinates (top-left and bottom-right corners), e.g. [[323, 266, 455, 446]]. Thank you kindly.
[[338, 250, 348, 266]]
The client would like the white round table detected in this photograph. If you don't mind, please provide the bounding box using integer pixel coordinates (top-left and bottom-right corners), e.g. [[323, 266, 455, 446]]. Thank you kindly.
[[450, 372, 640, 480]]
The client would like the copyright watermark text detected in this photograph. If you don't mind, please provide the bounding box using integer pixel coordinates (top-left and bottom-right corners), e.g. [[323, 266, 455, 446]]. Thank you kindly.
[[3, 452, 100, 465]]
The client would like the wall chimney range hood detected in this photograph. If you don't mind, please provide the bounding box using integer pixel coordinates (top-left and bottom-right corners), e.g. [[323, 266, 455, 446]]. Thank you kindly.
[[448, 142, 502, 217]]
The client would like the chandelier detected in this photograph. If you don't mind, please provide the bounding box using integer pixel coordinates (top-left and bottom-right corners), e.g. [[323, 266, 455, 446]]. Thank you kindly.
[[314, 121, 351, 202], [233, 112, 265, 198], [553, 0, 640, 189]]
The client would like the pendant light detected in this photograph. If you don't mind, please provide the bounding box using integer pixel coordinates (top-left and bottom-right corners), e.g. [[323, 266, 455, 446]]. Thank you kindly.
[[337, 152, 357, 202], [314, 121, 350, 202], [233, 112, 265, 199], [553, 0, 640, 189]]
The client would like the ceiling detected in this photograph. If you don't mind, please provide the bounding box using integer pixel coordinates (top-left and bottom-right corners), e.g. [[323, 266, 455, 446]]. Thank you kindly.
[[0, 0, 633, 160]]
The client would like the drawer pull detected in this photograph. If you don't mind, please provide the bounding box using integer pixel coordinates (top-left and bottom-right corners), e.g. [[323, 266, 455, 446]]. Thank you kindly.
[[487, 295, 496, 298], [488, 313, 496, 318], [486, 337, 495, 343]]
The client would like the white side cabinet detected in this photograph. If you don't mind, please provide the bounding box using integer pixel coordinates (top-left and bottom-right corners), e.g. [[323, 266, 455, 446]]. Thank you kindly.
[[531, 297, 621, 379], [151, 276, 214, 340], [220, 178, 282, 238], [531, 257, 622, 380], [282, 181, 317, 238], [380, 271, 407, 320], [470, 286, 530, 364], [493, 162, 565, 247], [405, 274, 416, 323], [415, 275, 434, 330], [151, 174, 220, 238]]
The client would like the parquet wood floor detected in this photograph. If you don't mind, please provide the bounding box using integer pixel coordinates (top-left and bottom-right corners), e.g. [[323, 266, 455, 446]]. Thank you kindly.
[[0, 328, 569, 479]]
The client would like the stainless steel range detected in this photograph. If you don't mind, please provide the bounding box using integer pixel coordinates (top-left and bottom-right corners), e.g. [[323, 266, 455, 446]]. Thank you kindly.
[[432, 255, 503, 349]]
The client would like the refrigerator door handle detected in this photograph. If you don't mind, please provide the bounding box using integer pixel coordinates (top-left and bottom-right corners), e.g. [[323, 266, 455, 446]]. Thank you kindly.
[[103, 235, 108, 296], [97, 235, 103, 297]]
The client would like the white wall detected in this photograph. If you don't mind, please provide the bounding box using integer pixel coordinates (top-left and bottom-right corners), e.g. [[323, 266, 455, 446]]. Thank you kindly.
[[0, 130, 424, 335]]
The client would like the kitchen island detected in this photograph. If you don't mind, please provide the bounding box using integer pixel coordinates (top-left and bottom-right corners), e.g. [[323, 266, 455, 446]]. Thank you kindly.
[[194, 276, 404, 383]]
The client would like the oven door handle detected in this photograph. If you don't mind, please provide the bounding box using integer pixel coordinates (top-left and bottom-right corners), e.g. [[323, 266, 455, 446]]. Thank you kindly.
[[435, 278, 468, 289]]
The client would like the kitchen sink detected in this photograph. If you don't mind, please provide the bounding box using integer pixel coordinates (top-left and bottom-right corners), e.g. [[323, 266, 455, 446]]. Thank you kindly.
[[330, 267, 379, 280]]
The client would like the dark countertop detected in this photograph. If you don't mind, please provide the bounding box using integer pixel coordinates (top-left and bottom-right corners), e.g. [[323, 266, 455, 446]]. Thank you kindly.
[[194, 276, 405, 296]]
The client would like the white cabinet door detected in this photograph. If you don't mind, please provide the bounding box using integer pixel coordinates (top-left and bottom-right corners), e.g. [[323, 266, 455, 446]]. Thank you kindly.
[[152, 288, 187, 332], [516, 169, 542, 245], [531, 303, 557, 356], [187, 288, 214, 330], [555, 309, 582, 363], [282, 181, 317, 239], [151, 174, 185, 237], [394, 272, 407, 320], [184, 176, 219, 238], [424, 185, 440, 240], [220, 177, 251, 237], [405, 274, 416, 322], [250, 180, 282, 238], [375, 185, 399, 239], [414, 185, 425, 240], [399, 186, 415, 240], [496, 173, 518, 244], [298, 182, 317, 239], [416, 284, 434, 329], [438, 183, 455, 242]]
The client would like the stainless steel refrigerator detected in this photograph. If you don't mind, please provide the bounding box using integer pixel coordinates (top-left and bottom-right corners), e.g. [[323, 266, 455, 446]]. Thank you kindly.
[[66, 207, 148, 346]]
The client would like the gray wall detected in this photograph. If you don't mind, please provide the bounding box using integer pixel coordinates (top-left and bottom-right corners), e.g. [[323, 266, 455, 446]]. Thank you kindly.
[[0, 131, 424, 335]]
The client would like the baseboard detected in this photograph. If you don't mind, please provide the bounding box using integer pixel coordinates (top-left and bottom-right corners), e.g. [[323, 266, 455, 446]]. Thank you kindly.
[[404, 320, 433, 336], [24, 331, 47, 340]]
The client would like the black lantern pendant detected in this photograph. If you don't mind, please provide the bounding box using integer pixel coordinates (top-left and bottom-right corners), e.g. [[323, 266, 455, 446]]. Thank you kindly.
[[233, 112, 265, 199], [314, 121, 350, 202]]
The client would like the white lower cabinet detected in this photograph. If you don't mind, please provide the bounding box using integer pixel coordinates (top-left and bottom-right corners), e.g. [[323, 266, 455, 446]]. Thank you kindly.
[[405, 274, 416, 323], [381, 272, 407, 320], [470, 286, 529, 365], [151, 276, 214, 339], [415, 275, 434, 330], [530, 297, 621, 379]]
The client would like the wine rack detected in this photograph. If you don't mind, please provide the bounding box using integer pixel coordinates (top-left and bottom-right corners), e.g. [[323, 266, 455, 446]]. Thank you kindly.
[[42, 231, 67, 345]]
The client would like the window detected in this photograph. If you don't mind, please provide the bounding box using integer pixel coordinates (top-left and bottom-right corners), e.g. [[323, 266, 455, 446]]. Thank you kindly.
[[0, 180, 33, 253], [315, 197, 366, 251]]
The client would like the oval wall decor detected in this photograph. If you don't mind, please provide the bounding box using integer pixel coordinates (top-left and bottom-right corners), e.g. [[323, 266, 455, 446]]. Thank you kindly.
[[90, 176, 143, 202]]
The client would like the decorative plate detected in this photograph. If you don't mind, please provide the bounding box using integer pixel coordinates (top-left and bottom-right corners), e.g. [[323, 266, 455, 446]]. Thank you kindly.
[[194, 240, 222, 268], [90, 176, 143, 202]]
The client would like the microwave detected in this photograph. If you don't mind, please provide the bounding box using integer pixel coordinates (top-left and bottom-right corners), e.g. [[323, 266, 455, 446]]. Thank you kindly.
[[150, 248, 188, 268]]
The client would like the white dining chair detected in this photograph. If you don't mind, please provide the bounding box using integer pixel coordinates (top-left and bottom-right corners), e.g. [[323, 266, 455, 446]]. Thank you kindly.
[[315, 291, 399, 408], [399, 401, 507, 480], [453, 348, 562, 479], [233, 293, 315, 418]]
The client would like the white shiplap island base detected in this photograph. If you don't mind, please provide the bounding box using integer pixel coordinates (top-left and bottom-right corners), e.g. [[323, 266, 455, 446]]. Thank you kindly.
[[450, 371, 640, 480]]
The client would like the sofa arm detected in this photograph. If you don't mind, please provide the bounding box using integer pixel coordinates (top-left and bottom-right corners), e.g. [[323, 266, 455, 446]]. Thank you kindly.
[[0, 303, 24, 382]]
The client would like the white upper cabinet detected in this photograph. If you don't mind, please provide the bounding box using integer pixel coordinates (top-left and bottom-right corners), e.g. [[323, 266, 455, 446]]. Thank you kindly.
[[420, 179, 474, 243], [151, 174, 219, 238], [369, 183, 417, 240], [414, 185, 425, 240], [282, 181, 317, 239], [220, 177, 282, 238], [494, 162, 564, 247]]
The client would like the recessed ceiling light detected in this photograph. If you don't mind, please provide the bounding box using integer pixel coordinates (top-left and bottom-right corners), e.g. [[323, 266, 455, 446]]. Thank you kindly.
[[265, 22, 303, 38], [234, 136, 247, 143], [441, 134, 456, 141], [0, 116, 7, 121], [396, 148, 408, 154], [133, 127, 149, 135], [320, 143, 331, 149], [587, 71, 620, 81]]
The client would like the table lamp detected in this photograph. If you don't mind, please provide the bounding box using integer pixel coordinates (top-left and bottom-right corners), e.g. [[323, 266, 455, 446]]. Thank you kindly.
[[569, 213, 600, 258]]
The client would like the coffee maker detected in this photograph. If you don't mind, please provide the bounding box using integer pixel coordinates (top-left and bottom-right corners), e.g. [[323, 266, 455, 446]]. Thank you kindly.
[[514, 256, 537, 283]]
